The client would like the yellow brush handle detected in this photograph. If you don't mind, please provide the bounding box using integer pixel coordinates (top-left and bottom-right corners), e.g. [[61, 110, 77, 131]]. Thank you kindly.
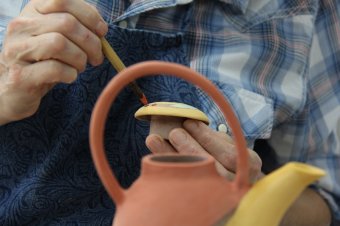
[[101, 37, 126, 72], [100, 37, 149, 105]]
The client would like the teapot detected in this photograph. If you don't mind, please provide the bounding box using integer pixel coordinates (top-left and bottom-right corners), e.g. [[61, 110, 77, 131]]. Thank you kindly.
[[89, 61, 325, 226]]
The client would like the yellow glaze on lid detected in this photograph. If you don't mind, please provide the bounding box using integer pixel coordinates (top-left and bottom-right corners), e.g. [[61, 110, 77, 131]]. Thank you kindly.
[[134, 102, 209, 124]]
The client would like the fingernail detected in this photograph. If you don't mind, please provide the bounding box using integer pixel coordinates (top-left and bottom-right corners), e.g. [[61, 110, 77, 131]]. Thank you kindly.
[[148, 135, 163, 151], [96, 21, 108, 36], [170, 129, 187, 146], [184, 120, 200, 131]]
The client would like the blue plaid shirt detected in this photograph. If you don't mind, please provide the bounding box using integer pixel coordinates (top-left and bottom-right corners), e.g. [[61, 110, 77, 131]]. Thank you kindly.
[[1, 0, 339, 224]]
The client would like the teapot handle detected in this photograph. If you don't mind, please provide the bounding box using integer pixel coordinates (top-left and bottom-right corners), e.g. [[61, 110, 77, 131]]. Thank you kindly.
[[89, 61, 250, 204]]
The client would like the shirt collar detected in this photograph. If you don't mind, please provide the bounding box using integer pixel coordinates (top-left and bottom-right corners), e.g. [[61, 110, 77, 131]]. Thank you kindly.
[[115, 0, 179, 21], [115, 0, 249, 22], [218, 0, 250, 14]]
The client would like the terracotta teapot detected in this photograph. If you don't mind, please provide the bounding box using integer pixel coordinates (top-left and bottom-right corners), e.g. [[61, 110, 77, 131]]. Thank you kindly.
[[89, 61, 325, 226]]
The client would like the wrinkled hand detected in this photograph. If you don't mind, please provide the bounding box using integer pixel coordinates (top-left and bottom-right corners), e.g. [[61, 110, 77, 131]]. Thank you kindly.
[[146, 119, 263, 182], [0, 0, 108, 125]]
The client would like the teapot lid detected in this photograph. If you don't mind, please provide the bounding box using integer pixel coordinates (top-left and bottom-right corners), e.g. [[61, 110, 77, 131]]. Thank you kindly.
[[134, 101, 209, 124]]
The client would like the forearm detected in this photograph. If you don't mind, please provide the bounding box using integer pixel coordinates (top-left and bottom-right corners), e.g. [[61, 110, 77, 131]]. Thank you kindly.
[[280, 188, 332, 226]]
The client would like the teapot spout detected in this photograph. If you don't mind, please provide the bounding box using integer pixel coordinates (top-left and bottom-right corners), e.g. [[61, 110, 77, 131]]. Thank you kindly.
[[225, 162, 325, 226]]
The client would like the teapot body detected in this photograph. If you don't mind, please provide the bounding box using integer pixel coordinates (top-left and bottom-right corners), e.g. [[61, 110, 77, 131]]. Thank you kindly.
[[112, 154, 243, 226]]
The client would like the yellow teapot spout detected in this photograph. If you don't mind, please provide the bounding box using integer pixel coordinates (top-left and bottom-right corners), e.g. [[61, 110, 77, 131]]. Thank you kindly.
[[225, 162, 325, 226]]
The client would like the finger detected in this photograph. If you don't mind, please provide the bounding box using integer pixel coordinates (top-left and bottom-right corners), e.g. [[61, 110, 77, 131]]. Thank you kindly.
[[17, 59, 78, 87], [145, 134, 177, 154], [8, 13, 103, 66], [215, 164, 235, 180], [168, 128, 235, 179], [27, 0, 108, 37], [183, 119, 262, 180], [168, 128, 208, 155], [181, 120, 238, 170], [216, 130, 234, 144], [5, 33, 87, 72]]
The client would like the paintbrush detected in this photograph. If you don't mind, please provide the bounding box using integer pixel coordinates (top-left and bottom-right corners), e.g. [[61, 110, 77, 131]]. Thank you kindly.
[[100, 37, 148, 105]]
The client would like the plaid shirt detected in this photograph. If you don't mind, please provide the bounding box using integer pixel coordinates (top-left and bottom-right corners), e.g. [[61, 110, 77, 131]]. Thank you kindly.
[[1, 0, 339, 223]]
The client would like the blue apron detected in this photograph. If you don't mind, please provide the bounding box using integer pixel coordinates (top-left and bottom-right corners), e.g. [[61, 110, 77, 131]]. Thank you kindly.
[[0, 7, 201, 226]]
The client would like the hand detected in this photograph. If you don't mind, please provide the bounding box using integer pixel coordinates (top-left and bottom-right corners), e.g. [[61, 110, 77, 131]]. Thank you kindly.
[[0, 0, 108, 125], [146, 119, 263, 182]]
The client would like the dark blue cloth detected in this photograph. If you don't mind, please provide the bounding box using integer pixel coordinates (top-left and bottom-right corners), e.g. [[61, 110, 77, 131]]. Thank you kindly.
[[0, 25, 201, 225]]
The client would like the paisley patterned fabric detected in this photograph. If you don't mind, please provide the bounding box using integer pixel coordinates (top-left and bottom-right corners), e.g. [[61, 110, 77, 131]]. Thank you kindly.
[[0, 25, 201, 225], [1, 0, 340, 224]]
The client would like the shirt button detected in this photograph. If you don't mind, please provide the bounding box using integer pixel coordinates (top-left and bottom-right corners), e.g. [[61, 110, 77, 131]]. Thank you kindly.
[[217, 124, 228, 133], [119, 20, 128, 28]]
